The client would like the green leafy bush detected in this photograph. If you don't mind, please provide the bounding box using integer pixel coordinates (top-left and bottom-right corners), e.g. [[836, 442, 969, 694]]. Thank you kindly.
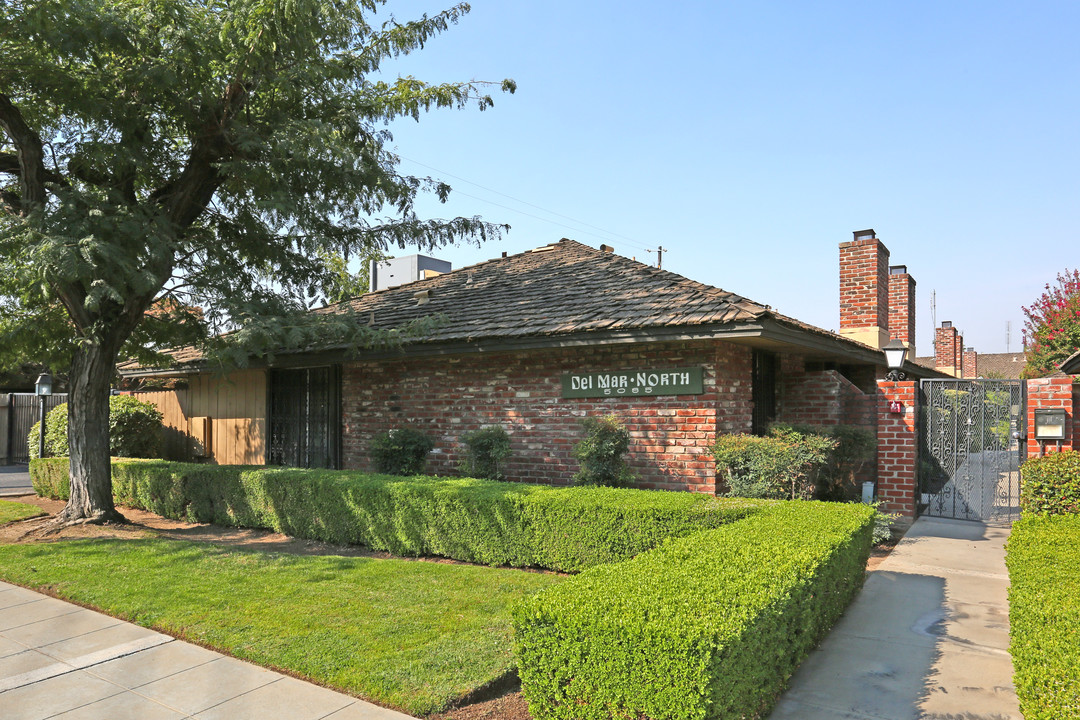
[[27, 403, 68, 459], [30, 458, 765, 572], [772, 423, 876, 501], [711, 426, 836, 500], [1019, 450, 1080, 515], [459, 425, 512, 480], [513, 501, 875, 720], [1007, 514, 1080, 719], [368, 426, 435, 475], [28, 396, 163, 459], [572, 415, 634, 487]]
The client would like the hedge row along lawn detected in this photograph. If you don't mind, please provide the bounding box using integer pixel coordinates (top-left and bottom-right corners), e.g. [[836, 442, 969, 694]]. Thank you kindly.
[[1006, 514, 1080, 720], [0, 498, 46, 525], [30, 458, 767, 571], [0, 538, 561, 716]]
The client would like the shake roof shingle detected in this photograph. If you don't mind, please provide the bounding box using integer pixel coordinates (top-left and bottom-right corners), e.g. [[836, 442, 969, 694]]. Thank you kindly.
[[119, 238, 892, 375]]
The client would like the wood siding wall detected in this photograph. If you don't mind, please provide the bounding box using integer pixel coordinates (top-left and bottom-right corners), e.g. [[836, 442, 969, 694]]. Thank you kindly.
[[133, 369, 266, 465]]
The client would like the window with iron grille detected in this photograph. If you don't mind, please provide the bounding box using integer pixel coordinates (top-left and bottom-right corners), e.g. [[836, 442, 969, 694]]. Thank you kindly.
[[267, 366, 341, 468], [752, 350, 777, 435]]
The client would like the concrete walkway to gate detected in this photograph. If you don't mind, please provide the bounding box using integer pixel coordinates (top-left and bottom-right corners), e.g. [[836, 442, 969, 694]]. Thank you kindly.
[[769, 515, 1020, 720]]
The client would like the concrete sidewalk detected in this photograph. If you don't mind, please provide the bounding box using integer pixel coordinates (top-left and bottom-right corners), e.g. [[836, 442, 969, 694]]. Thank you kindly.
[[769, 516, 1020, 720], [0, 581, 417, 720]]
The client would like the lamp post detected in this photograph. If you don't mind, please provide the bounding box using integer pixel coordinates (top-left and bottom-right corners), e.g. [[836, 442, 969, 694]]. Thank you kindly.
[[34, 372, 53, 459], [883, 339, 908, 382]]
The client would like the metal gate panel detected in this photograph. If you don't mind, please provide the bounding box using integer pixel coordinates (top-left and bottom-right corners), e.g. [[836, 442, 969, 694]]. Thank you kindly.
[[918, 379, 1025, 524], [267, 367, 340, 469], [5, 393, 69, 464]]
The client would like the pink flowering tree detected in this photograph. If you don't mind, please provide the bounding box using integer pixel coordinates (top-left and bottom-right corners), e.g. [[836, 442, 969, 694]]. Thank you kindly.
[[1022, 269, 1080, 379]]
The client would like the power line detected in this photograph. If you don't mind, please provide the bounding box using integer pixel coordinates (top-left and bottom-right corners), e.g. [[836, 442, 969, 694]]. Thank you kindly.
[[397, 154, 653, 253]]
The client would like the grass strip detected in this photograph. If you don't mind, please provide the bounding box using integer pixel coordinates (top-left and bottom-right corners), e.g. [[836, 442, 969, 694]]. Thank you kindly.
[[1007, 514, 1080, 720], [0, 538, 561, 716], [0, 499, 45, 525]]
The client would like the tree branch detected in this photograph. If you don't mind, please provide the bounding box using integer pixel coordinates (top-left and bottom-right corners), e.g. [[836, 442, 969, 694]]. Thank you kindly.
[[0, 94, 48, 214], [158, 81, 249, 229]]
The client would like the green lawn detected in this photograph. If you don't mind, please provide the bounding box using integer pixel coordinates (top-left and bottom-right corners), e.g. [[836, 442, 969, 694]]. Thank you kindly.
[[0, 539, 562, 715], [0, 499, 45, 525]]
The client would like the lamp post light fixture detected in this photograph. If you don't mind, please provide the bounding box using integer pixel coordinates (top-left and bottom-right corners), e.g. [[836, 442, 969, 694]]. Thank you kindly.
[[34, 372, 53, 460], [883, 339, 908, 382]]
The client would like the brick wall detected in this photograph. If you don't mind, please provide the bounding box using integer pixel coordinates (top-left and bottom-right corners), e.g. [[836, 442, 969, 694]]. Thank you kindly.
[[876, 381, 917, 517], [1026, 376, 1074, 456], [839, 237, 890, 345], [342, 340, 753, 493]]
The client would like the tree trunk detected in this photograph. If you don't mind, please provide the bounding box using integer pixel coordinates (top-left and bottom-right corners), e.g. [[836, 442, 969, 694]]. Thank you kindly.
[[58, 339, 126, 524]]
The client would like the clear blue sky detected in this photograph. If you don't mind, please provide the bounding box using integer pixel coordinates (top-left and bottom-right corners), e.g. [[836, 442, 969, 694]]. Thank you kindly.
[[366, 1, 1080, 355]]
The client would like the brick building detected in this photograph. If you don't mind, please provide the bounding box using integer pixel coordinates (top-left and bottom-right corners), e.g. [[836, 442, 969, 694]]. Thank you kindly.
[[120, 236, 935, 494]]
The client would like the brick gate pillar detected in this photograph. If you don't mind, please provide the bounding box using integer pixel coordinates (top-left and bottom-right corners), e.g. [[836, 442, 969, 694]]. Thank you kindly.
[[1026, 376, 1075, 457], [876, 380, 918, 517]]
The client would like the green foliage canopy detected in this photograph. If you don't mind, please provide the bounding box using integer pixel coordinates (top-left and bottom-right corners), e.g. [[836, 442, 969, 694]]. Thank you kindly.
[[1022, 269, 1080, 379], [0, 0, 513, 373]]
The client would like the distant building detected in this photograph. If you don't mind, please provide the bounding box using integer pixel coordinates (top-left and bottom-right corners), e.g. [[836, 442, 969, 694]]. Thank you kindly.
[[369, 254, 451, 292]]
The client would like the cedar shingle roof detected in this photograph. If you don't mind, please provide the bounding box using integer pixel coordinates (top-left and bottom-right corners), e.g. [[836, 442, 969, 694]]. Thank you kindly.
[[319, 239, 767, 340], [119, 239, 886, 374]]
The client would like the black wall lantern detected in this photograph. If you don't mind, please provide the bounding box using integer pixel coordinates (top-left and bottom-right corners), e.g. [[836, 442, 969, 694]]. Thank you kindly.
[[883, 339, 908, 381]]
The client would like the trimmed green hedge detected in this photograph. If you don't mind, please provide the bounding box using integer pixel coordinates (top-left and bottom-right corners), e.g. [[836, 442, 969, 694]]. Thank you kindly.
[[512, 501, 875, 720], [1019, 449, 1080, 515], [1007, 514, 1080, 720], [30, 458, 764, 572]]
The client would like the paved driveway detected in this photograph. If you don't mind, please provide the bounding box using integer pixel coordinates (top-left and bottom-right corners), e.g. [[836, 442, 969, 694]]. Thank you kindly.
[[0, 466, 32, 497]]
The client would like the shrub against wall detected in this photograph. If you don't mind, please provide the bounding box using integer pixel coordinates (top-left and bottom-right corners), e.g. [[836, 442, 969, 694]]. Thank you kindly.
[[711, 427, 835, 500], [1019, 450, 1080, 515], [28, 395, 164, 459], [572, 415, 635, 487], [368, 427, 435, 475], [459, 425, 512, 481], [777, 423, 876, 501]]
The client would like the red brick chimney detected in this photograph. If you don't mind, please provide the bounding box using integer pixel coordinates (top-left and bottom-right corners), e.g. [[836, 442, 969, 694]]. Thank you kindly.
[[935, 322, 961, 377], [839, 229, 890, 349], [963, 348, 978, 378], [887, 264, 916, 357]]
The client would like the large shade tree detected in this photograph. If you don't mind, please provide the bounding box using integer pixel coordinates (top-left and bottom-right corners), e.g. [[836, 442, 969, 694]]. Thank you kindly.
[[0, 0, 512, 523]]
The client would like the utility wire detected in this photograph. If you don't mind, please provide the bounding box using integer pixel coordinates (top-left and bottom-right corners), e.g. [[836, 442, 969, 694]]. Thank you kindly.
[[397, 154, 654, 253]]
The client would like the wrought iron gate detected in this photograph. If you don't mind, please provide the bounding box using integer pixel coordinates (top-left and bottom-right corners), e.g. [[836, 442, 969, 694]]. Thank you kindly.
[[918, 379, 1025, 523], [267, 366, 341, 469]]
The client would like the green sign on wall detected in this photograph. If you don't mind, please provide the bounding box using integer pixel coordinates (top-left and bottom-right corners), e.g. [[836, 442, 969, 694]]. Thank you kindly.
[[560, 367, 704, 399]]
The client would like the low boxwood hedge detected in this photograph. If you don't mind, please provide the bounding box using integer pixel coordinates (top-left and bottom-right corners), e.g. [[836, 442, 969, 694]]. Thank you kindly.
[[1007, 514, 1080, 720], [1019, 449, 1080, 515], [30, 458, 764, 572], [512, 501, 875, 720]]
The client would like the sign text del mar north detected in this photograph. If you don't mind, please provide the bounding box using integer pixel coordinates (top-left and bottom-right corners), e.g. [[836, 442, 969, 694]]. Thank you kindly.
[[560, 367, 704, 398]]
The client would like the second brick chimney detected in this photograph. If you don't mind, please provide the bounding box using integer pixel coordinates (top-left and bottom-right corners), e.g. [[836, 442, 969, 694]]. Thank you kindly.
[[888, 264, 917, 358], [839, 230, 890, 349], [935, 322, 962, 377], [963, 348, 978, 379]]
